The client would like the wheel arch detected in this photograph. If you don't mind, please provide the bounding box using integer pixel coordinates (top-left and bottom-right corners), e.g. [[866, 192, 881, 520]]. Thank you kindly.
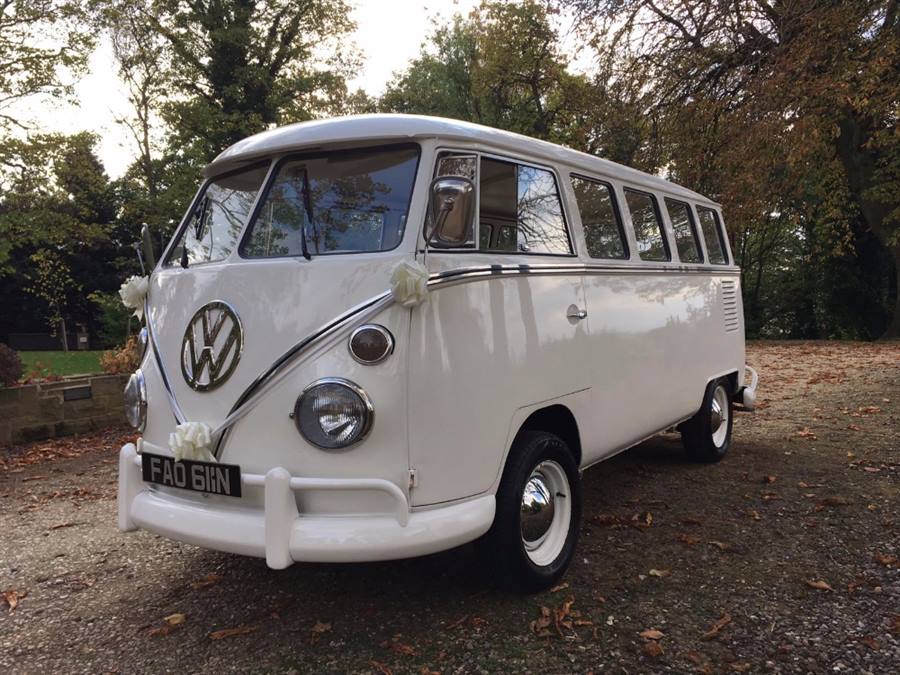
[[512, 404, 583, 468]]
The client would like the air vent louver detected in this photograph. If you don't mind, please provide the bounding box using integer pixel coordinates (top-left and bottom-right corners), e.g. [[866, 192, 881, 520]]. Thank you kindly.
[[722, 280, 740, 333]]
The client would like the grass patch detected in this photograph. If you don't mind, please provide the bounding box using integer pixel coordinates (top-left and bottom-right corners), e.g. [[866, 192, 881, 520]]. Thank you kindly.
[[19, 351, 105, 378]]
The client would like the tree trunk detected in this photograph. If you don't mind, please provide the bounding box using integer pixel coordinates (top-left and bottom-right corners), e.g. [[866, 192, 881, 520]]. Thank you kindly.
[[60, 317, 69, 353]]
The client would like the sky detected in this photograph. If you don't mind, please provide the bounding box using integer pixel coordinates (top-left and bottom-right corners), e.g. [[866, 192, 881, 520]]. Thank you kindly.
[[17, 0, 484, 179]]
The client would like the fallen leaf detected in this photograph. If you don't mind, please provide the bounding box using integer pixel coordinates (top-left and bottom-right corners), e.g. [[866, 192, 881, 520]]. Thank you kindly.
[[708, 540, 731, 551], [2, 589, 26, 613], [550, 582, 569, 593], [857, 636, 880, 650], [747, 509, 761, 521], [22, 475, 49, 482], [763, 475, 777, 484], [209, 625, 257, 640], [190, 573, 223, 590], [49, 522, 84, 530], [796, 427, 817, 439], [640, 629, 664, 640], [589, 514, 621, 527], [419, 668, 440, 675], [863, 466, 881, 473], [642, 640, 664, 657], [859, 406, 881, 414], [630, 511, 653, 529], [164, 613, 185, 626], [381, 637, 416, 656], [761, 492, 780, 501], [701, 613, 732, 640], [729, 662, 751, 672], [678, 533, 701, 546], [679, 516, 704, 526], [311, 620, 332, 634], [847, 423, 861, 431], [369, 660, 392, 675], [148, 624, 176, 637], [798, 481, 824, 488], [649, 569, 671, 578], [804, 579, 833, 591], [889, 615, 900, 635], [874, 552, 897, 567]]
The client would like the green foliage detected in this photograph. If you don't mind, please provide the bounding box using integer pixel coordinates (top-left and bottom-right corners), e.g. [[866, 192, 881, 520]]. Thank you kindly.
[[19, 350, 104, 377], [0, 344, 23, 386], [88, 291, 132, 347]]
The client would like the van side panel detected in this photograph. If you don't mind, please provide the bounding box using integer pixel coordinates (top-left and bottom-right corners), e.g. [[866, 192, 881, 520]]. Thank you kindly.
[[577, 269, 743, 464], [407, 254, 591, 506]]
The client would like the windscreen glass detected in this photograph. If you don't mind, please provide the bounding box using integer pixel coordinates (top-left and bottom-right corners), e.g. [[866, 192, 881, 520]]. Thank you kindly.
[[166, 164, 268, 267], [241, 145, 419, 257]]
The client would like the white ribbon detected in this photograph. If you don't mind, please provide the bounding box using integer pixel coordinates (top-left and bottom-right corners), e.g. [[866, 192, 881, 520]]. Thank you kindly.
[[389, 260, 429, 307], [119, 275, 149, 320], [169, 422, 216, 463]]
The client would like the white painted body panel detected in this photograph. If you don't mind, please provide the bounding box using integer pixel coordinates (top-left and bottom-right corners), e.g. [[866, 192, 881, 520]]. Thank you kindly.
[[118, 115, 754, 566]]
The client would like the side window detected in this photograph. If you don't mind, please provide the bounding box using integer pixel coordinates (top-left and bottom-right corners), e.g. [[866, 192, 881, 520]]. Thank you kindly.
[[479, 157, 571, 255], [432, 152, 477, 248], [696, 206, 729, 264], [664, 198, 703, 263], [570, 176, 628, 259], [624, 188, 669, 262]]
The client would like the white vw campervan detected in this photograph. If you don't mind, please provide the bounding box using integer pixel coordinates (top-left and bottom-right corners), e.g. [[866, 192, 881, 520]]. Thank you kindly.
[[118, 115, 758, 590]]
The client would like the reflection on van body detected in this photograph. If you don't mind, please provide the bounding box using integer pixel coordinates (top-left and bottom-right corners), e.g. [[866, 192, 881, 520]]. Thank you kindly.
[[118, 115, 758, 591]]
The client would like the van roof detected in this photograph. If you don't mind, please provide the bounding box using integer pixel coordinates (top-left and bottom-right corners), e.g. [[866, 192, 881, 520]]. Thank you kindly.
[[204, 114, 717, 205]]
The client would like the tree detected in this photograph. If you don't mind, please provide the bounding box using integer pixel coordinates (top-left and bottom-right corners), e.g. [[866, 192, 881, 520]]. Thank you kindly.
[[0, 1, 94, 134], [26, 249, 78, 350], [565, 0, 900, 338]]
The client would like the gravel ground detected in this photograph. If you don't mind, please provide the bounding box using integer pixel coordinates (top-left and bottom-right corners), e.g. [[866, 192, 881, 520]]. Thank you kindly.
[[1, 341, 898, 674]]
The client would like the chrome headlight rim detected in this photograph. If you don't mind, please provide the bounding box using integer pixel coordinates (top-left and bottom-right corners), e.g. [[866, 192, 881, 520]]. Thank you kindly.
[[294, 377, 374, 450], [124, 369, 147, 432], [347, 324, 394, 365]]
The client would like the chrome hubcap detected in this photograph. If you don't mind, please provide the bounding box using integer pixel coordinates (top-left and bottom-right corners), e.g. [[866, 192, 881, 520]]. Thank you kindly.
[[521, 474, 555, 543], [710, 385, 729, 447], [520, 460, 572, 567]]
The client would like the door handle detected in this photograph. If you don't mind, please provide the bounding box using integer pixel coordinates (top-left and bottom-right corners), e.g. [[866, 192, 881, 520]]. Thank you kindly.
[[567, 305, 588, 321]]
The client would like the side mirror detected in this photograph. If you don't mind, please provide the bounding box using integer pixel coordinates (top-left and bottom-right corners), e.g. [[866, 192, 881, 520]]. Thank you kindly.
[[141, 223, 156, 269], [426, 176, 475, 247]]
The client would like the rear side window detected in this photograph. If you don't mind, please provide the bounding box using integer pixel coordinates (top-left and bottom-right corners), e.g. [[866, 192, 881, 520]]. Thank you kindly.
[[664, 198, 703, 263], [570, 176, 628, 259], [624, 188, 669, 261], [697, 206, 729, 264], [479, 157, 571, 255]]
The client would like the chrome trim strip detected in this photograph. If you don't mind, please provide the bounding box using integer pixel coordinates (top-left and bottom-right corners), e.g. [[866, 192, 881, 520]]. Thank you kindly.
[[144, 298, 187, 425], [213, 290, 393, 456]]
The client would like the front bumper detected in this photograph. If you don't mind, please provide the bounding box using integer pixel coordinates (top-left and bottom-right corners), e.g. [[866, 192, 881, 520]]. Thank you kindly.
[[117, 444, 495, 567]]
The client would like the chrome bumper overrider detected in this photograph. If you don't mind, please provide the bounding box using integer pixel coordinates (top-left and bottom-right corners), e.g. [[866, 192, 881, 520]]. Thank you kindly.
[[117, 444, 495, 567], [738, 365, 759, 410]]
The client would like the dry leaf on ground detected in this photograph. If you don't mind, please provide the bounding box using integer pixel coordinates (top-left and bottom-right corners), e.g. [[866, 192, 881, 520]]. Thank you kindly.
[[190, 573, 223, 590], [2, 589, 26, 613], [649, 569, 671, 578], [209, 625, 257, 640], [804, 579, 833, 591], [643, 640, 664, 657], [701, 613, 732, 640], [640, 629, 664, 640], [164, 613, 185, 626], [874, 552, 897, 567]]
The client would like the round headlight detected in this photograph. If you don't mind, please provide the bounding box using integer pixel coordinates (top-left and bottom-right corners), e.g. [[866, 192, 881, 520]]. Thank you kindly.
[[124, 370, 147, 431], [294, 378, 374, 449], [348, 324, 394, 365]]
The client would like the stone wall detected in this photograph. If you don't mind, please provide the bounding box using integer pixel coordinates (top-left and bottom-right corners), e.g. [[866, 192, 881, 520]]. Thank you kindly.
[[0, 374, 129, 447]]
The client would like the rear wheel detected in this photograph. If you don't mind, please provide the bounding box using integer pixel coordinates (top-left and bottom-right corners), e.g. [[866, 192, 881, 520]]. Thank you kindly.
[[482, 431, 581, 592], [681, 378, 733, 462]]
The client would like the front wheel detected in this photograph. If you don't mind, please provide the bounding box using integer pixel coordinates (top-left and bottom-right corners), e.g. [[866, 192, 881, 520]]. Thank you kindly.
[[481, 431, 581, 592], [681, 378, 733, 462]]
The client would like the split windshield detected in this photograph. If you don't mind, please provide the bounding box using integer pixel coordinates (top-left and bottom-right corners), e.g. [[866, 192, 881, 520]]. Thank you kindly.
[[166, 144, 419, 266], [167, 163, 269, 267], [241, 145, 419, 258]]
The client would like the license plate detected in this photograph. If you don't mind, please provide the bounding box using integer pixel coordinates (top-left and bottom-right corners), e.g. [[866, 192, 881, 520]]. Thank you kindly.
[[141, 452, 242, 498]]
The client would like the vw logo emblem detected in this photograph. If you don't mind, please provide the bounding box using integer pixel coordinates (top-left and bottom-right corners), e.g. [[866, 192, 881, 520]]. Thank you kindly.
[[181, 301, 243, 391]]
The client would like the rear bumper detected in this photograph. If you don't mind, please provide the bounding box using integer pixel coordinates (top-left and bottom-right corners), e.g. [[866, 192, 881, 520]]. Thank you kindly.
[[737, 365, 759, 410], [117, 444, 495, 567]]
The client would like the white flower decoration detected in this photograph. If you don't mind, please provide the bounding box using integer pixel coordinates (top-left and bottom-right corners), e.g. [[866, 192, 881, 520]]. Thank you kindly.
[[119, 275, 149, 320], [169, 422, 216, 463], [390, 260, 430, 308]]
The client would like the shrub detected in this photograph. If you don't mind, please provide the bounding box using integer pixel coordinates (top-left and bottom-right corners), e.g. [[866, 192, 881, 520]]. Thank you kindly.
[[0, 343, 23, 387], [101, 336, 141, 374]]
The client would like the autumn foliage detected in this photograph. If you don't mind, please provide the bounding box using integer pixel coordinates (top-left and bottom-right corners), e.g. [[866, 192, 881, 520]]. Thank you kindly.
[[100, 336, 141, 375], [0, 343, 23, 387]]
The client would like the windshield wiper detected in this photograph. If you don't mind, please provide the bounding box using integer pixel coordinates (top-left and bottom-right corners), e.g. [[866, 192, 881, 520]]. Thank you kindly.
[[300, 169, 313, 260]]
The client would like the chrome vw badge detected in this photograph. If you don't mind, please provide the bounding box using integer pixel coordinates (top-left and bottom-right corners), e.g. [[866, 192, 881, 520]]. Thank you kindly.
[[180, 301, 243, 391]]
